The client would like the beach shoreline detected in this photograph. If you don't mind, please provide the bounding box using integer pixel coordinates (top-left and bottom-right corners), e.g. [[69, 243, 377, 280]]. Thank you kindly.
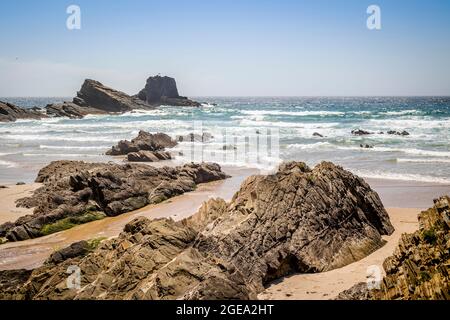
[[0, 164, 447, 298]]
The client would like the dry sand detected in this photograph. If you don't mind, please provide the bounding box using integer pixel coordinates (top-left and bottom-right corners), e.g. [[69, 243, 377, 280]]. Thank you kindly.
[[0, 167, 445, 300], [258, 207, 420, 300], [0, 166, 257, 270], [0, 183, 40, 224]]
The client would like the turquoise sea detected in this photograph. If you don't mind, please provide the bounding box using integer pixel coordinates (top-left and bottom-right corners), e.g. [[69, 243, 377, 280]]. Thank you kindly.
[[0, 97, 449, 185]]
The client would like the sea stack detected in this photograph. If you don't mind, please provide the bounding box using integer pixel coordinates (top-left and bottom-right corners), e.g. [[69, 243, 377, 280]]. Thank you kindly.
[[137, 75, 201, 107]]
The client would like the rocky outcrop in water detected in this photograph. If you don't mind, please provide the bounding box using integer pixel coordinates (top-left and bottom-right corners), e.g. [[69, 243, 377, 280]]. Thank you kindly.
[[137, 75, 200, 107], [45, 79, 152, 117], [106, 131, 177, 156], [0, 160, 228, 242], [0, 161, 395, 299], [338, 195, 450, 300], [0, 101, 44, 122], [177, 132, 213, 143], [45, 102, 108, 119], [387, 130, 410, 136]]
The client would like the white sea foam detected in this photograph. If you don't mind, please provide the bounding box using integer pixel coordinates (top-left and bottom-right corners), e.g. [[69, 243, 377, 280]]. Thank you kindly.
[[379, 110, 421, 116], [39, 145, 110, 150], [335, 145, 450, 157], [22, 153, 100, 158], [2, 134, 117, 143], [353, 170, 450, 184], [238, 119, 339, 128], [368, 118, 450, 129], [240, 110, 345, 117], [396, 158, 450, 164], [285, 142, 333, 150], [0, 159, 17, 168]]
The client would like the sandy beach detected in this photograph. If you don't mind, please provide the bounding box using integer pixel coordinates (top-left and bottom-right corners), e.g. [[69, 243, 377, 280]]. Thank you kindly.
[[258, 207, 420, 300], [0, 165, 448, 299]]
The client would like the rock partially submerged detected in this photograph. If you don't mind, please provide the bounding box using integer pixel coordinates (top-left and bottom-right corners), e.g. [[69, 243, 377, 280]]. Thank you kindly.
[[387, 130, 410, 136], [177, 132, 213, 142], [45, 79, 152, 117], [106, 131, 177, 156], [351, 129, 410, 137], [0, 161, 395, 299], [0, 101, 45, 122], [137, 75, 201, 107], [45, 102, 107, 119], [0, 160, 228, 241], [351, 129, 372, 135]]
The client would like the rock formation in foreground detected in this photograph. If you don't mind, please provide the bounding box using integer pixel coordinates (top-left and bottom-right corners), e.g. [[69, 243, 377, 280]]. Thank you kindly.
[[106, 130, 177, 157], [0, 101, 45, 122], [337, 195, 450, 300], [0, 161, 228, 242], [137, 75, 201, 107], [0, 161, 394, 299]]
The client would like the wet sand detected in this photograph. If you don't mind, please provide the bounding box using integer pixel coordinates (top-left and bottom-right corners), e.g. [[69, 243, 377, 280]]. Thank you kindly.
[[258, 207, 420, 300]]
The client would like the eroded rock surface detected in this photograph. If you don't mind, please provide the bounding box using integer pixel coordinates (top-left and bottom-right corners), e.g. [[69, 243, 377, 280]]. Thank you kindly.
[[106, 131, 177, 156], [137, 75, 200, 107], [338, 196, 450, 300], [45, 102, 107, 119], [0, 161, 228, 241], [127, 151, 172, 162], [0, 161, 395, 300]]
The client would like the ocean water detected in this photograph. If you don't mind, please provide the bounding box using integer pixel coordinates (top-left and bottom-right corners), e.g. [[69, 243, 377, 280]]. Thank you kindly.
[[0, 97, 449, 185]]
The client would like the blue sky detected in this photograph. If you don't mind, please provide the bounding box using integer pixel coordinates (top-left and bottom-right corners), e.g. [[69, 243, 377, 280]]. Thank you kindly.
[[1, 0, 449, 96]]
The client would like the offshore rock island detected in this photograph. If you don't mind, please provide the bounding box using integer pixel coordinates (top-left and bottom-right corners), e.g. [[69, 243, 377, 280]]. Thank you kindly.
[[0, 75, 201, 122]]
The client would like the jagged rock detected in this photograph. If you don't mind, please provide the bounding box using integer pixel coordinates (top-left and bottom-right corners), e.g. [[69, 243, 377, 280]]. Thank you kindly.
[[351, 129, 372, 135], [106, 131, 177, 156], [0, 161, 228, 242], [127, 151, 172, 162], [387, 130, 410, 136], [177, 133, 213, 142], [335, 282, 370, 300], [74, 79, 152, 113], [137, 75, 200, 107], [313, 132, 324, 137], [0, 269, 32, 300], [45, 240, 90, 265], [45, 102, 107, 119], [0, 161, 395, 299], [222, 145, 237, 150], [0, 101, 45, 122], [371, 195, 450, 300], [338, 195, 450, 300]]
